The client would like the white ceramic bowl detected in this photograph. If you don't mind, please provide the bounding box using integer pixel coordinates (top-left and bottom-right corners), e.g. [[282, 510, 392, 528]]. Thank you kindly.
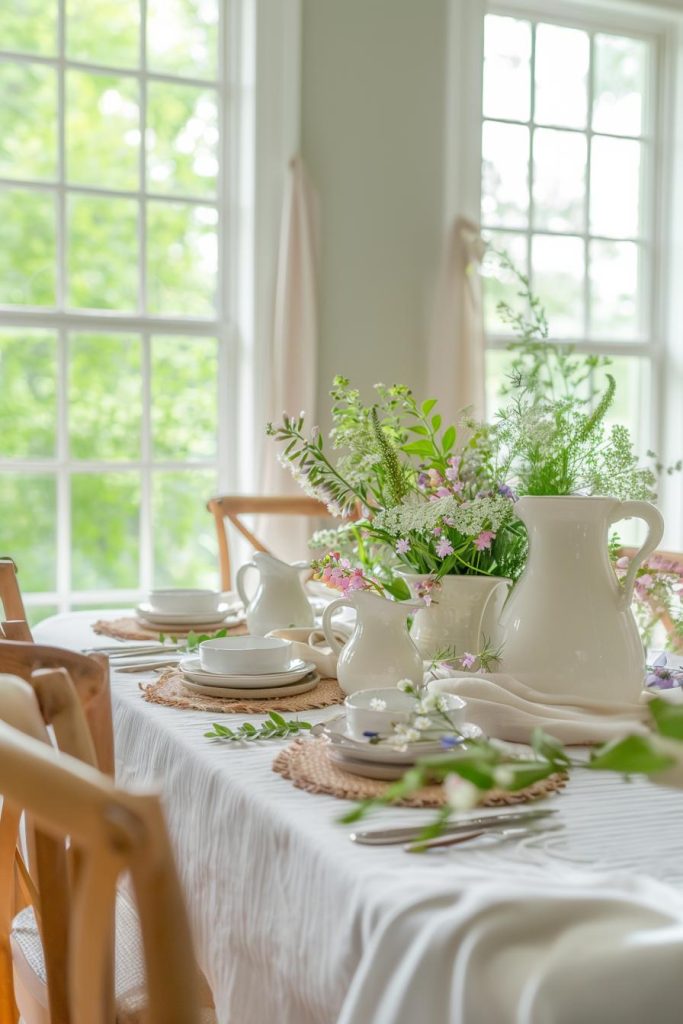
[[148, 588, 222, 616], [199, 635, 293, 676], [344, 687, 466, 742]]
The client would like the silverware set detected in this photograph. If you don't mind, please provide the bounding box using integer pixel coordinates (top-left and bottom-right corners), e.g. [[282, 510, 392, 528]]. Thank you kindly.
[[81, 642, 186, 671], [349, 808, 558, 852]]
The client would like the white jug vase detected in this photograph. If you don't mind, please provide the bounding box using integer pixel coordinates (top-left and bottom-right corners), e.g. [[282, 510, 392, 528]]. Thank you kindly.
[[499, 495, 664, 703], [236, 552, 315, 636], [322, 591, 424, 696], [396, 572, 511, 662]]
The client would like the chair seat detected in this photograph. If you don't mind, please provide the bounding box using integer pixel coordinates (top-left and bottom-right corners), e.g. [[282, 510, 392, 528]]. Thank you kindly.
[[11, 891, 217, 1024]]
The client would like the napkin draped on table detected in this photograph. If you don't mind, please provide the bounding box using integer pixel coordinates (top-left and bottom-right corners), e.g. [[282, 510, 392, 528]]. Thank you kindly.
[[338, 873, 683, 1024], [428, 671, 650, 745]]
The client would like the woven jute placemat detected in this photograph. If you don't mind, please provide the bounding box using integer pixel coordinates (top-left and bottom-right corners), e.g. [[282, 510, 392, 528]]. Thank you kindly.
[[93, 616, 246, 641], [273, 737, 567, 808], [140, 668, 345, 714]]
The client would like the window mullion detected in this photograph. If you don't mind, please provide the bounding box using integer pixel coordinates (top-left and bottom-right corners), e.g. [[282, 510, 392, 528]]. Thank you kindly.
[[526, 21, 536, 293], [584, 33, 594, 351]]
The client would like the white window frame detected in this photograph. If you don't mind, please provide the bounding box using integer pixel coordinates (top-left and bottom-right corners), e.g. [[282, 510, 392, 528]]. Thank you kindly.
[[0, 0, 302, 615], [445, 0, 683, 548]]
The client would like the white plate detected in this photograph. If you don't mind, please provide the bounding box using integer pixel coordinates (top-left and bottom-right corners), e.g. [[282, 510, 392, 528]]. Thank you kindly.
[[181, 672, 319, 700], [136, 603, 241, 627], [322, 716, 479, 764], [327, 747, 410, 781], [178, 655, 316, 688]]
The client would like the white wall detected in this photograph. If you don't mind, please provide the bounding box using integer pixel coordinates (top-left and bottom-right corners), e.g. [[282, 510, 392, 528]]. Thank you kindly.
[[301, 0, 448, 431]]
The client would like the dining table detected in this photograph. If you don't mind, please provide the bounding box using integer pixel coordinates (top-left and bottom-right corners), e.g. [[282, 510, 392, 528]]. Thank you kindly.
[[34, 610, 683, 1024]]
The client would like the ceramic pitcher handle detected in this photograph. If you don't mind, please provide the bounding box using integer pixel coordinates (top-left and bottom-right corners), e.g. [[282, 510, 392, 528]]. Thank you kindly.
[[235, 561, 258, 609], [476, 579, 510, 652], [610, 501, 664, 609], [322, 598, 350, 655]]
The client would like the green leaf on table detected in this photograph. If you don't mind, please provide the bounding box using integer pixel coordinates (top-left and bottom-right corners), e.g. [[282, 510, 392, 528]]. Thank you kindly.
[[649, 698, 683, 740], [588, 734, 676, 775], [269, 710, 287, 728], [531, 728, 572, 768]]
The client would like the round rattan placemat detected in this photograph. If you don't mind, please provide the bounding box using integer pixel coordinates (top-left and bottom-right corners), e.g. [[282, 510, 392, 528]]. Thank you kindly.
[[94, 616, 246, 641], [273, 737, 567, 808], [140, 668, 345, 714]]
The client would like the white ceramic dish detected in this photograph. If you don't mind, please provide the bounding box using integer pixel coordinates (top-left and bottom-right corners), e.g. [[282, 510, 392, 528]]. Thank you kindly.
[[178, 655, 314, 688], [181, 673, 319, 700], [147, 588, 227, 616], [199, 635, 292, 675], [321, 716, 449, 764], [266, 627, 345, 678], [326, 747, 409, 781], [136, 603, 237, 627], [344, 687, 467, 742]]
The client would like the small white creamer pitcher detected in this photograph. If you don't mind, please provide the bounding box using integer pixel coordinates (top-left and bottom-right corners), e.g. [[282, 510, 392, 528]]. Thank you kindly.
[[322, 590, 424, 696], [236, 552, 315, 636]]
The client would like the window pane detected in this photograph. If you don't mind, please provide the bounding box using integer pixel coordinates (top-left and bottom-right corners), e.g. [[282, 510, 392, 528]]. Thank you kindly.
[[151, 336, 218, 458], [533, 128, 586, 232], [481, 121, 529, 228], [147, 201, 217, 316], [0, 474, 56, 592], [531, 234, 584, 337], [153, 470, 218, 588], [147, 0, 219, 79], [481, 231, 528, 334], [0, 62, 57, 182], [67, 194, 139, 310], [0, 1, 57, 56], [590, 136, 642, 238], [71, 472, 140, 589], [593, 34, 647, 137], [589, 240, 641, 340], [535, 23, 589, 129], [485, 348, 516, 418], [26, 605, 59, 626], [147, 82, 218, 197], [66, 71, 140, 190], [0, 329, 56, 457], [601, 355, 650, 446], [483, 15, 531, 122], [66, 0, 140, 69], [69, 334, 142, 460], [0, 188, 56, 307]]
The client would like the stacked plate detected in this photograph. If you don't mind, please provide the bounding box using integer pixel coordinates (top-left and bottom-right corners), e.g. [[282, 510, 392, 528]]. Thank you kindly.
[[135, 588, 245, 632], [320, 714, 482, 781], [178, 636, 320, 698]]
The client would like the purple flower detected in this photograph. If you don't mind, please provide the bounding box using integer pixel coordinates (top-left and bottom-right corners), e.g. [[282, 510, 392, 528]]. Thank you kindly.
[[395, 537, 411, 555], [440, 735, 463, 750], [436, 537, 454, 558], [646, 652, 683, 689], [363, 730, 380, 738], [474, 530, 496, 551], [461, 652, 477, 669], [498, 484, 516, 500]]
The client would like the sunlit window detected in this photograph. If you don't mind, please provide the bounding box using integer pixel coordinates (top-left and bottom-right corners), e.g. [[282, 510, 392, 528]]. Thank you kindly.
[[480, 13, 654, 451], [0, 0, 226, 621]]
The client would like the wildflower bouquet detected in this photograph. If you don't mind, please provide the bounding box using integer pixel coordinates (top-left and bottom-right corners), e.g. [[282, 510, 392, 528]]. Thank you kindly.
[[266, 378, 527, 585]]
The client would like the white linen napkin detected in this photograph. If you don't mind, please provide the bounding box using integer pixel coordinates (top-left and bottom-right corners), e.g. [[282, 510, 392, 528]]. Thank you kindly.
[[427, 670, 650, 745]]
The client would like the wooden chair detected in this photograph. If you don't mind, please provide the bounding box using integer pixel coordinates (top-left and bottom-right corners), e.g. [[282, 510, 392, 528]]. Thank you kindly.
[[619, 547, 683, 653], [0, 640, 114, 776], [207, 494, 332, 589], [0, 558, 32, 642], [0, 672, 214, 1024]]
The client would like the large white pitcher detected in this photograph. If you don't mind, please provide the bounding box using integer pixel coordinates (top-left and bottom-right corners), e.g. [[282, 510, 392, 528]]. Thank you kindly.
[[500, 495, 664, 703], [322, 591, 424, 695], [236, 552, 314, 636]]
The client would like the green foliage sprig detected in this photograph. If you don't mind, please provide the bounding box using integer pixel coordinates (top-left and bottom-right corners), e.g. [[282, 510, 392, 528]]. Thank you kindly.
[[205, 711, 312, 743]]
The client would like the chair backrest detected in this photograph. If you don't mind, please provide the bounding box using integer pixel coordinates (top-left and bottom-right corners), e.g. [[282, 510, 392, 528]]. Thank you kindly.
[[0, 558, 32, 642], [207, 494, 332, 589], [619, 547, 683, 653], [0, 640, 114, 775], [0, 674, 201, 1024]]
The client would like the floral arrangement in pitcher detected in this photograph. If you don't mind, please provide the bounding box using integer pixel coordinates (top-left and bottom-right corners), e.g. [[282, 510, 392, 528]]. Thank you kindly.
[[266, 378, 528, 591]]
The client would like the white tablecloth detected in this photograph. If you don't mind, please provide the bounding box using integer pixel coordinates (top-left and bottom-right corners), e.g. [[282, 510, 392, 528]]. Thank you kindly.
[[34, 612, 683, 1024]]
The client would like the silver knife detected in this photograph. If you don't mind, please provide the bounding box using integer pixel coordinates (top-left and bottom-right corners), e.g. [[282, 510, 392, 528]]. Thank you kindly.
[[349, 807, 557, 845]]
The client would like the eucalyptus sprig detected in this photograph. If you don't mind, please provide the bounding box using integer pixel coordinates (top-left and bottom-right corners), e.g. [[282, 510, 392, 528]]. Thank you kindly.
[[205, 711, 312, 743]]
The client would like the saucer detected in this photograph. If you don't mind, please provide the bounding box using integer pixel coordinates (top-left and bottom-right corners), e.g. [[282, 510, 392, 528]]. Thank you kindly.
[[326, 747, 411, 781], [136, 603, 240, 627], [321, 716, 458, 764], [178, 655, 315, 688], [181, 672, 320, 700]]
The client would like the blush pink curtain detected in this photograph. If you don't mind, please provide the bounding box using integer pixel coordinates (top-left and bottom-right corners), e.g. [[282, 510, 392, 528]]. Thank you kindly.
[[427, 216, 486, 424], [259, 156, 320, 560]]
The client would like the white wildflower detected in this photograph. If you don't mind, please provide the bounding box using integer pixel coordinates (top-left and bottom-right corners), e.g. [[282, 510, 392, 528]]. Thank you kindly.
[[397, 679, 414, 693], [443, 774, 481, 812], [493, 766, 515, 788], [369, 698, 387, 711], [417, 693, 438, 712], [402, 728, 421, 744], [435, 695, 451, 713], [374, 494, 513, 539], [413, 716, 432, 731]]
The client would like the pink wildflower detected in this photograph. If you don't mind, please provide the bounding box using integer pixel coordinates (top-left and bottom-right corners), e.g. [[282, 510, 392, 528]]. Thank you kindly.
[[427, 469, 443, 488], [460, 652, 477, 669], [395, 538, 411, 555], [474, 530, 496, 551], [436, 537, 454, 558], [436, 487, 451, 499]]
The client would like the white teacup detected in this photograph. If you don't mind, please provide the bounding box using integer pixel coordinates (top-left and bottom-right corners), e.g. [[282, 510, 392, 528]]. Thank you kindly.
[[148, 588, 222, 616], [344, 687, 466, 742], [199, 636, 293, 676]]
